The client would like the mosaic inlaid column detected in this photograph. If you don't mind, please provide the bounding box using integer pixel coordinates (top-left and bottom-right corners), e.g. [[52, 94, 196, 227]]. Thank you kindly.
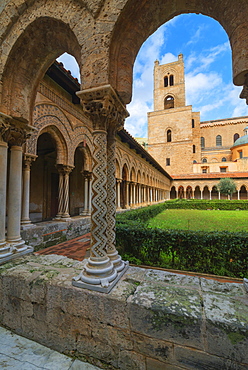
[[73, 85, 129, 292], [62, 166, 73, 219], [55, 165, 73, 220], [106, 128, 125, 272], [21, 154, 37, 226], [55, 167, 64, 219]]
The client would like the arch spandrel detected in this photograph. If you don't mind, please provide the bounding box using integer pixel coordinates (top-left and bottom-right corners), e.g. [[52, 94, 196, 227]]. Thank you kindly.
[[1, 15, 82, 122], [109, 0, 248, 104]]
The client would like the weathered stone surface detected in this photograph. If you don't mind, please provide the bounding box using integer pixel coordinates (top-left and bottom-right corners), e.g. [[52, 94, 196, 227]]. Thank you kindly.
[[0, 257, 247, 369], [129, 281, 204, 349], [174, 346, 248, 370]]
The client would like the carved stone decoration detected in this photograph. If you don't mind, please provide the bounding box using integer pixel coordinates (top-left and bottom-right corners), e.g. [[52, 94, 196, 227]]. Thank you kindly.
[[73, 85, 129, 293], [77, 84, 129, 131], [106, 130, 125, 272], [240, 74, 248, 104], [55, 164, 74, 220]]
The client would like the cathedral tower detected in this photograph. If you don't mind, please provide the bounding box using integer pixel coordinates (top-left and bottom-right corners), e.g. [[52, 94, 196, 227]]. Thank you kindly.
[[148, 54, 201, 175]]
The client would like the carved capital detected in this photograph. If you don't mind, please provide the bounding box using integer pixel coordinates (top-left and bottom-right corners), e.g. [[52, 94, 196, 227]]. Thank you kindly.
[[23, 153, 37, 170], [0, 112, 11, 142], [0, 115, 37, 147], [56, 164, 74, 175], [240, 74, 248, 104], [77, 85, 129, 132]]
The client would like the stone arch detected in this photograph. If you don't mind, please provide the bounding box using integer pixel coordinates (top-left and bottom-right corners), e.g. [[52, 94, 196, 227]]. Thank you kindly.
[[170, 186, 176, 199], [109, 1, 248, 104], [37, 125, 68, 165], [130, 167, 136, 182], [1, 16, 81, 122], [186, 186, 193, 199], [27, 104, 72, 164]]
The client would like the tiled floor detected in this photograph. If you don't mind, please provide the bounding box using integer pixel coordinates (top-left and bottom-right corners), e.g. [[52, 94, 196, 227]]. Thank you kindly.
[[35, 232, 91, 261]]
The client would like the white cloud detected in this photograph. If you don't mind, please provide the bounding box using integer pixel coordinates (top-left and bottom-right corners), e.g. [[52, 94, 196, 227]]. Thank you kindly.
[[185, 71, 222, 105], [57, 53, 81, 82]]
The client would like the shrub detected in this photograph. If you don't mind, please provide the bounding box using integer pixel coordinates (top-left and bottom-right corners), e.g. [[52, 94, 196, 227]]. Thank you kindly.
[[116, 201, 248, 278]]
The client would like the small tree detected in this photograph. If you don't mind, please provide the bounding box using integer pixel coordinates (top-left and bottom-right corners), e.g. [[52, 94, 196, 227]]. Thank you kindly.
[[217, 177, 237, 200]]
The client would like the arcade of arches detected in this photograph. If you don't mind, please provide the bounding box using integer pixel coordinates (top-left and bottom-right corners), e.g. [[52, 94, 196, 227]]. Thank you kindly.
[[1, 0, 248, 290]]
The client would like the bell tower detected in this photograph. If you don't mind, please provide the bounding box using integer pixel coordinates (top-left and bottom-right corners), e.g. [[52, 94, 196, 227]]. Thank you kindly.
[[148, 54, 201, 175], [153, 54, 186, 111]]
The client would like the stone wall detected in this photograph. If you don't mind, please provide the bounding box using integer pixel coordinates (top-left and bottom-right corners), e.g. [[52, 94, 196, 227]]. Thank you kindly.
[[0, 255, 247, 369], [21, 217, 91, 251]]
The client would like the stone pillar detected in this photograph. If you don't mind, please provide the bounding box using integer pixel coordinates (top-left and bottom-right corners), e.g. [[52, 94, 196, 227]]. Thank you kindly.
[[0, 118, 10, 258], [106, 127, 125, 272], [116, 179, 121, 210], [237, 190, 240, 200], [21, 154, 37, 227], [126, 181, 130, 208], [200, 190, 203, 200], [56, 168, 64, 219], [4, 120, 34, 259], [133, 183, 136, 206], [73, 85, 129, 292], [218, 191, 221, 200], [89, 174, 92, 213], [81, 172, 89, 215], [55, 165, 73, 220]]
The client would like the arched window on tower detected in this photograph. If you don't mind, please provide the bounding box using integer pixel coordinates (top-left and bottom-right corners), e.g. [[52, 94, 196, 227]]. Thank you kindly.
[[222, 157, 227, 162], [216, 135, 222, 146], [201, 137, 205, 149], [164, 96, 174, 109], [167, 129, 172, 142], [234, 133, 239, 143], [169, 74, 174, 86], [164, 76, 168, 87], [193, 145, 196, 153]]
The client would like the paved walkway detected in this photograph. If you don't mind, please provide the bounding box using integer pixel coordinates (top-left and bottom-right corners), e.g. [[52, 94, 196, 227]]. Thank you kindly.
[[0, 326, 101, 369], [35, 233, 91, 261]]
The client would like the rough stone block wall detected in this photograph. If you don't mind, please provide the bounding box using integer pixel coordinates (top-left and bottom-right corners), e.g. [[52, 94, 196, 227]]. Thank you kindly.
[[0, 256, 247, 370], [21, 218, 90, 251]]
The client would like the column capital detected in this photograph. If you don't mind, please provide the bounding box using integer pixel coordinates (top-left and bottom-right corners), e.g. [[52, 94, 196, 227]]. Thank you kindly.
[[56, 164, 74, 175], [23, 153, 37, 168], [82, 170, 92, 179], [77, 84, 129, 131], [1, 116, 36, 147]]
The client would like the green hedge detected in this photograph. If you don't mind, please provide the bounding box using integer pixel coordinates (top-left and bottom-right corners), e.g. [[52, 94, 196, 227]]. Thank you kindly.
[[162, 198, 248, 210], [116, 201, 248, 278]]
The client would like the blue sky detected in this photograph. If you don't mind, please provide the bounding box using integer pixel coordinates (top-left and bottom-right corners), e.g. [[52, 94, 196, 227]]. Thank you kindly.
[[57, 13, 248, 138]]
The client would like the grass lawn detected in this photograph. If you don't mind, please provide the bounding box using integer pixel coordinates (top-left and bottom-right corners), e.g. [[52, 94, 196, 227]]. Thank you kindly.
[[148, 209, 248, 232]]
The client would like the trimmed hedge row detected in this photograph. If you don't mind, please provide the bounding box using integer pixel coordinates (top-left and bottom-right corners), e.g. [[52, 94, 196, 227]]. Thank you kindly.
[[116, 201, 248, 278], [162, 199, 248, 210]]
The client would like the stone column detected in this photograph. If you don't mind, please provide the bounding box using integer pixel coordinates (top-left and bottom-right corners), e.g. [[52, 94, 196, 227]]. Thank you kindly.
[[4, 120, 34, 257], [62, 166, 73, 219], [106, 127, 125, 272], [116, 179, 121, 210], [0, 117, 11, 259], [126, 181, 130, 208], [21, 154, 37, 227], [81, 171, 89, 215], [89, 174, 92, 213], [237, 190, 240, 200], [55, 165, 73, 220], [73, 85, 129, 292], [200, 190, 203, 200], [218, 191, 221, 200]]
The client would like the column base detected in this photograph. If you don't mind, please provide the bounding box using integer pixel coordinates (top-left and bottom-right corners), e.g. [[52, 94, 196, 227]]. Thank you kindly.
[[72, 261, 129, 293], [0, 244, 33, 265], [21, 222, 35, 230]]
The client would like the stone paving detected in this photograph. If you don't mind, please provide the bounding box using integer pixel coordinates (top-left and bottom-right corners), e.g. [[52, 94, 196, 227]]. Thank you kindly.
[[0, 326, 101, 369]]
